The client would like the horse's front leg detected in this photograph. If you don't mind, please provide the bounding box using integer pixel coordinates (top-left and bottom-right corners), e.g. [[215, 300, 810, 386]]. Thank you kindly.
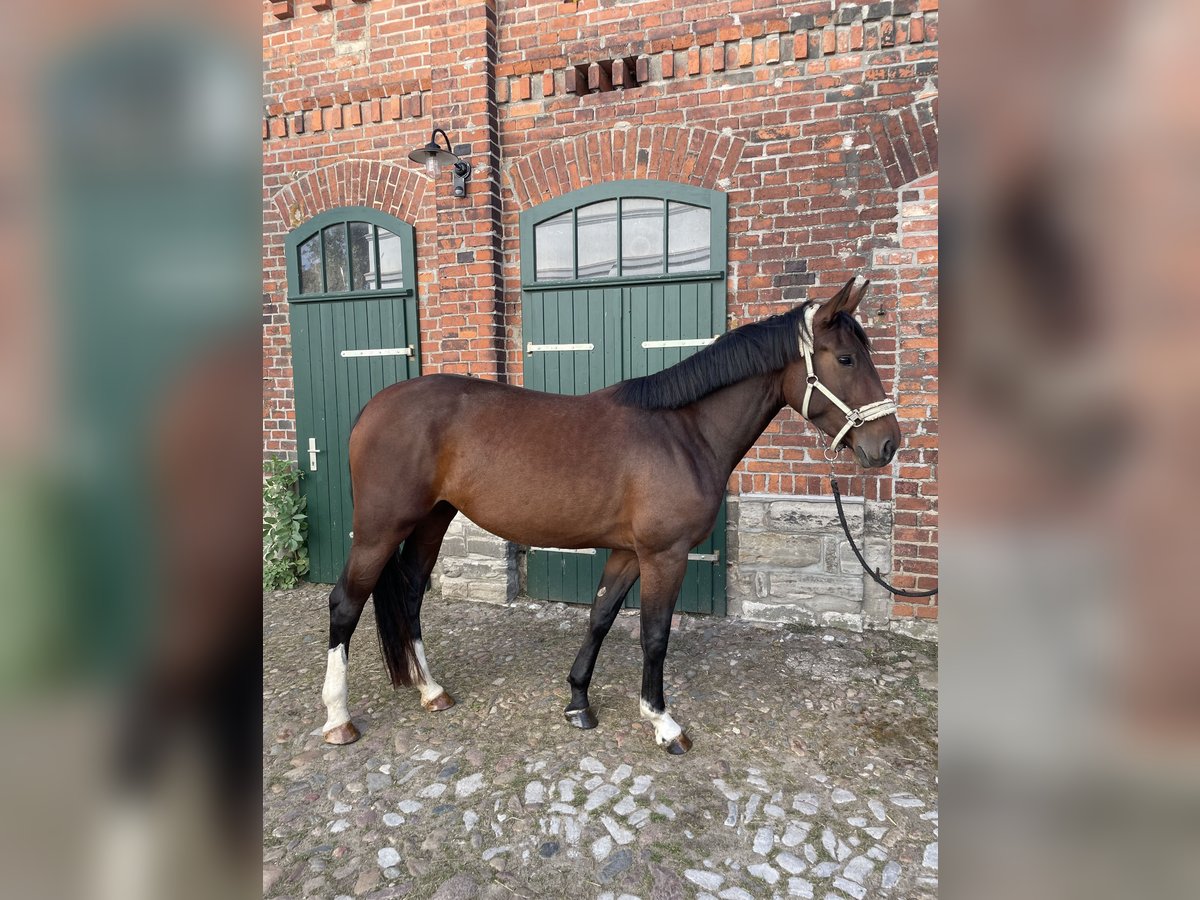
[[635, 548, 691, 754], [565, 549, 640, 728]]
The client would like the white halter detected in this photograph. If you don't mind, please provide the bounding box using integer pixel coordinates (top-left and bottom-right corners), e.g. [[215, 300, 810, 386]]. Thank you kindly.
[[799, 303, 897, 454]]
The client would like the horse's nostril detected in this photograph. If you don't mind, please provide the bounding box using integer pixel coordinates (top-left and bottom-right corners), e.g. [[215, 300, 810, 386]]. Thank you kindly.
[[881, 439, 894, 462]]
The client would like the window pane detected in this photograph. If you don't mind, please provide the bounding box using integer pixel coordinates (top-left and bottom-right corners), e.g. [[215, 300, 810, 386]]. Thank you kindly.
[[668, 202, 711, 272], [348, 222, 376, 290], [322, 225, 348, 293], [298, 234, 322, 294], [534, 211, 573, 281], [621, 198, 664, 276], [377, 226, 404, 289], [576, 200, 618, 278]]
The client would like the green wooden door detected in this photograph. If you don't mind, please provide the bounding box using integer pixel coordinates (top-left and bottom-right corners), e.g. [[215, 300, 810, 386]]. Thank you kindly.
[[520, 181, 728, 615], [286, 208, 420, 583]]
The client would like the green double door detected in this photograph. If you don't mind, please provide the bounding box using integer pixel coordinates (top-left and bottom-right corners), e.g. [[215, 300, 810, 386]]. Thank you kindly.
[[522, 278, 728, 615]]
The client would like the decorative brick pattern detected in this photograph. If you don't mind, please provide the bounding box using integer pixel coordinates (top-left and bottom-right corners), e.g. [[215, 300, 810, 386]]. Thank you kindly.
[[494, 2, 938, 90], [261, 79, 431, 142]]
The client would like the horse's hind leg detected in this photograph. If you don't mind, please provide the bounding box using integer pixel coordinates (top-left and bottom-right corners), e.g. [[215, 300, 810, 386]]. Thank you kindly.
[[635, 548, 691, 754], [565, 550, 640, 729], [392, 501, 459, 712], [322, 532, 410, 745]]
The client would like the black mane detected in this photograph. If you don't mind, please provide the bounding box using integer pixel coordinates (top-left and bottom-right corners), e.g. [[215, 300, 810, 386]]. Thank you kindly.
[[611, 301, 870, 410]]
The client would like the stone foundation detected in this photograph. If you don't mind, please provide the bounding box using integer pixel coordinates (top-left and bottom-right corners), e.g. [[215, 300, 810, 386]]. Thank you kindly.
[[429, 515, 517, 605], [727, 493, 894, 632]]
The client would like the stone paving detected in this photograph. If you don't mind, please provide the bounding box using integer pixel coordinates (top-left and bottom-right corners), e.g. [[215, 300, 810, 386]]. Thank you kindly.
[[265, 584, 938, 899]]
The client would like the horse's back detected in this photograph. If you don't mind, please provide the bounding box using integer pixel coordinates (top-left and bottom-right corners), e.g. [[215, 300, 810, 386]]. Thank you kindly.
[[355, 373, 611, 435]]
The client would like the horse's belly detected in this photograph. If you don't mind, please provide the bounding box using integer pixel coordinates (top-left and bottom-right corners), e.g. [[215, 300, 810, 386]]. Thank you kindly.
[[439, 449, 633, 550], [447, 491, 632, 552]]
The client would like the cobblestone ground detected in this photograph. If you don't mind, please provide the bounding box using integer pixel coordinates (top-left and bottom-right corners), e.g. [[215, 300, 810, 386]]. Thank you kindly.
[[265, 585, 938, 899]]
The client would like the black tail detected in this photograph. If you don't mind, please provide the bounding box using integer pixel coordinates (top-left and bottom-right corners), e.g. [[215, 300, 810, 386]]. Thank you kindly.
[[372, 549, 420, 686]]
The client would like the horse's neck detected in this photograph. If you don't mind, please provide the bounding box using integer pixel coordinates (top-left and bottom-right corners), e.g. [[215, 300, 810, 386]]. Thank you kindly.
[[690, 370, 786, 475]]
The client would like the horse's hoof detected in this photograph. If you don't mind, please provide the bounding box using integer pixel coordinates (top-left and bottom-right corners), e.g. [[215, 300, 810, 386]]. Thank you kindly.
[[664, 733, 693, 755], [323, 721, 361, 745], [422, 691, 455, 712], [564, 706, 598, 729]]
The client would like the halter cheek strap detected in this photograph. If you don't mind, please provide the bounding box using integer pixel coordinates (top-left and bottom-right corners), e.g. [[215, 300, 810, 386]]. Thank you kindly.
[[799, 304, 897, 452]]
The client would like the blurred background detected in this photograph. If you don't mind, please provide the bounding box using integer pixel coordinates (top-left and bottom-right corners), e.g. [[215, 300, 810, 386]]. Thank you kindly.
[[943, 0, 1200, 897], [0, 0, 1197, 898], [0, 1, 260, 898]]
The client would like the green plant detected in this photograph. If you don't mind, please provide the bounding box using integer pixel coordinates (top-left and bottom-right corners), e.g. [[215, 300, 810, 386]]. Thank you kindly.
[[263, 457, 309, 590]]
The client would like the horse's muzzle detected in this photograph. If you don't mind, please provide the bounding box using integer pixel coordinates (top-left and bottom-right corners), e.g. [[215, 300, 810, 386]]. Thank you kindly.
[[854, 437, 896, 468]]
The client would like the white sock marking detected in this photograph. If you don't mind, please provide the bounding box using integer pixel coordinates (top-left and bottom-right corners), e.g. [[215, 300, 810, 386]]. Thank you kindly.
[[640, 698, 682, 745], [94, 800, 156, 900], [322, 644, 351, 732], [413, 639, 446, 704]]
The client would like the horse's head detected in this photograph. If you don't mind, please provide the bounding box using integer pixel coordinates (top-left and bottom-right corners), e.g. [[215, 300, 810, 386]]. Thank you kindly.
[[782, 277, 902, 468]]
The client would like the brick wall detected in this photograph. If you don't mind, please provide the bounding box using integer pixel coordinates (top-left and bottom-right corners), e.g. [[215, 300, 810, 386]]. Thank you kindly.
[[262, 0, 939, 629], [885, 172, 938, 617]]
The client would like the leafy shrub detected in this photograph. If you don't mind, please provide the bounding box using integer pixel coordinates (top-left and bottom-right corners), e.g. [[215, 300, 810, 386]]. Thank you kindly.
[[263, 457, 309, 590]]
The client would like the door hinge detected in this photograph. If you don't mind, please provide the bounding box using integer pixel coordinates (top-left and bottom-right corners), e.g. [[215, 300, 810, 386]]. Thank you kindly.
[[340, 346, 413, 358]]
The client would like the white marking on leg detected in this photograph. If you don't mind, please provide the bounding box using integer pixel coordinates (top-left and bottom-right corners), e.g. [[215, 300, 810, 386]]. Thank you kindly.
[[322, 644, 351, 732], [413, 639, 446, 704], [640, 698, 682, 746], [597, 586, 607, 598], [94, 799, 157, 900]]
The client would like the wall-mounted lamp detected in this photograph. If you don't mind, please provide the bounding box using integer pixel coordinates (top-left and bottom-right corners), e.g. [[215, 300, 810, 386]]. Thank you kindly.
[[407, 128, 471, 198]]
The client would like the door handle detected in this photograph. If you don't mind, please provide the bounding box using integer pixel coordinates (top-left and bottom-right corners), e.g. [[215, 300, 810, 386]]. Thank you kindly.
[[307, 437, 320, 472]]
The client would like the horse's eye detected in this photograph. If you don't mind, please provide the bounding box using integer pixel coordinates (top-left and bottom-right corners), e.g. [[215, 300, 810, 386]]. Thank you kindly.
[[837, 355, 854, 366]]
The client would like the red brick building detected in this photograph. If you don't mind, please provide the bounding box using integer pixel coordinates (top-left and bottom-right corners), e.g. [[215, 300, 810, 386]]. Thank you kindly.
[[263, 0, 938, 636]]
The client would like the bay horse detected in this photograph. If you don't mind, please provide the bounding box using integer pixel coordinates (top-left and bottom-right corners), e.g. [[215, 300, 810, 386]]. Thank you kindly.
[[321, 276, 900, 754]]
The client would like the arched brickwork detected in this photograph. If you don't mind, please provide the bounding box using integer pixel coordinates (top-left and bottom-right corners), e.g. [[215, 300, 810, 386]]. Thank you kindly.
[[266, 159, 431, 236], [868, 95, 939, 190], [505, 125, 746, 209]]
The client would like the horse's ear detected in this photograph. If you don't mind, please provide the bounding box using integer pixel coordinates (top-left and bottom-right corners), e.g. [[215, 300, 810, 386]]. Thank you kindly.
[[817, 276, 870, 321]]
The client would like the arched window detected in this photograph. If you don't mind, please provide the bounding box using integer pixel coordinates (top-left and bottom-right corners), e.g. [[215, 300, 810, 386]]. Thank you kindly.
[[286, 206, 415, 300], [521, 180, 726, 286]]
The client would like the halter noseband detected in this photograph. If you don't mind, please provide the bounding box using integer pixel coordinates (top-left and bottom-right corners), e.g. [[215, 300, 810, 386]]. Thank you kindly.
[[799, 303, 897, 454]]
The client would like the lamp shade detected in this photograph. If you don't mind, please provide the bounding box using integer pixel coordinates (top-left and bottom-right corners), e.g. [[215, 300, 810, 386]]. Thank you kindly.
[[407, 141, 460, 176]]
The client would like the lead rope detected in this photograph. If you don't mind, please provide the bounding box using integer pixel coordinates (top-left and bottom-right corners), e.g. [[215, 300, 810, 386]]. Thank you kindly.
[[803, 305, 937, 597], [829, 474, 938, 598]]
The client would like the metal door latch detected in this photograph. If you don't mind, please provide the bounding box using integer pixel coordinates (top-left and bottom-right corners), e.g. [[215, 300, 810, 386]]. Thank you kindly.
[[307, 437, 320, 472]]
